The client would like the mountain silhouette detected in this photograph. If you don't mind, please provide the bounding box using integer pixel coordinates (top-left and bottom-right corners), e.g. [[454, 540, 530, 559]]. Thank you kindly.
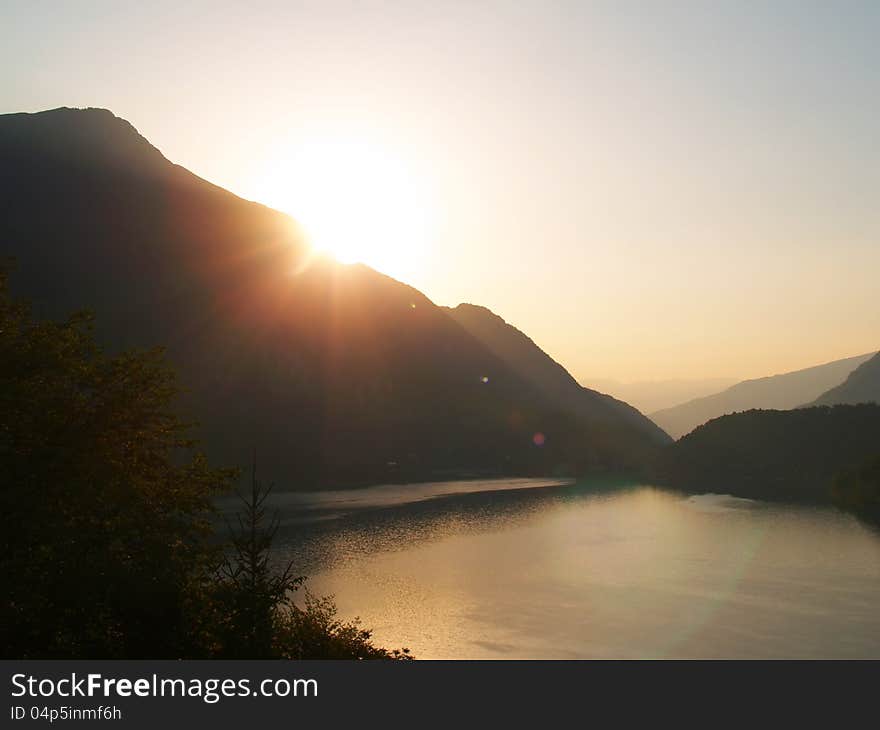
[[650, 351, 876, 439], [809, 351, 880, 407], [655, 404, 880, 503], [447, 304, 669, 448], [0, 107, 668, 488]]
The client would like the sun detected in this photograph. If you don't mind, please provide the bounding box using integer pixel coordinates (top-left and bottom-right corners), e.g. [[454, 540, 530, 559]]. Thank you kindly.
[[245, 132, 433, 282]]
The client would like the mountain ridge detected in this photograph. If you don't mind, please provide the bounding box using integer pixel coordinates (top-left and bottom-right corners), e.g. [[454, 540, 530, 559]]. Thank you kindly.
[[0, 106, 666, 488], [809, 351, 880, 407], [446, 303, 669, 445], [650, 351, 876, 439], [655, 404, 880, 503]]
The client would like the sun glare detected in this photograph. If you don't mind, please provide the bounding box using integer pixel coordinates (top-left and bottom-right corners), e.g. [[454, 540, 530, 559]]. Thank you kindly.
[[246, 133, 433, 282]]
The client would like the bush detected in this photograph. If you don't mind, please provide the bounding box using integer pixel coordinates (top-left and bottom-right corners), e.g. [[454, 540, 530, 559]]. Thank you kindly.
[[278, 591, 412, 660]]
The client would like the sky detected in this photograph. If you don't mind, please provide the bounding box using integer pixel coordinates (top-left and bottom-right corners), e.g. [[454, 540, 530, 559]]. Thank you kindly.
[[3, 0, 879, 383]]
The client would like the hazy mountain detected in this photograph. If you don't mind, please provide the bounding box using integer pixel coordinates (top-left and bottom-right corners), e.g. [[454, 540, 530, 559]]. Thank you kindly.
[[655, 404, 880, 503], [809, 351, 880, 407], [650, 352, 876, 439], [446, 304, 670, 445], [0, 107, 667, 489], [586, 377, 739, 414]]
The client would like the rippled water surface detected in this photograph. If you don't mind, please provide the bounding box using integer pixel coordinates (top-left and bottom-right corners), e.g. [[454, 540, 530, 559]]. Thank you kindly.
[[241, 478, 880, 658]]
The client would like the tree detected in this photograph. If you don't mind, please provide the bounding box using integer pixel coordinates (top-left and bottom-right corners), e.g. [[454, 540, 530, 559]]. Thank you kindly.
[[0, 265, 234, 658], [211, 459, 304, 658], [1, 263, 410, 659], [210, 459, 412, 660]]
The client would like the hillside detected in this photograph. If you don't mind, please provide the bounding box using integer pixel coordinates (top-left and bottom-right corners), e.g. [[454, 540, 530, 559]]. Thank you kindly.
[[810, 351, 880, 407], [650, 352, 876, 439], [447, 304, 670, 447], [655, 404, 880, 503], [0, 107, 666, 489]]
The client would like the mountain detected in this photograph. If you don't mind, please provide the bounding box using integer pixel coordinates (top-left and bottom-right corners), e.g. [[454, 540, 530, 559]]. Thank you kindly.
[[655, 404, 880, 503], [809, 351, 880, 407], [649, 352, 876, 439], [586, 376, 739, 414], [0, 107, 667, 489], [446, 304, 670, 447]]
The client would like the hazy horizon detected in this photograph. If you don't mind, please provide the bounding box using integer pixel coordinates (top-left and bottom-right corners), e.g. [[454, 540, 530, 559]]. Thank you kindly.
[[3, 1, 879, 381]]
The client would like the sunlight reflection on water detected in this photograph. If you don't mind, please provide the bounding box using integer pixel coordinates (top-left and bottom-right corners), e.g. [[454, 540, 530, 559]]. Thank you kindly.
[[253, 479, 880, 659]]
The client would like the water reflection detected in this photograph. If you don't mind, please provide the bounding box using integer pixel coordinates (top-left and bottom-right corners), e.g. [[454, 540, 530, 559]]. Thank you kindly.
[[260, 479, 880, 659], [267, 478, 631, 574]]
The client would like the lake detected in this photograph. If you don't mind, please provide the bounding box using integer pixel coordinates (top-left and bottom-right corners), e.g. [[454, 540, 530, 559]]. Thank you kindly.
[[242, 478, 880, 659]]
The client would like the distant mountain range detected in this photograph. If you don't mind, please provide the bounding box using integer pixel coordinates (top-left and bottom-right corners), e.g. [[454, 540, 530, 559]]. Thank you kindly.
[[650, 352, 876, 439], [810, 351, 880, 407], [587, 377, 739, 415], [0, 107, 669, 489]]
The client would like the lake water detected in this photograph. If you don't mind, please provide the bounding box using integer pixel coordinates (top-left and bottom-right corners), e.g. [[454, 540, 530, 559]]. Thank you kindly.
[[247, 478, 880, 659]]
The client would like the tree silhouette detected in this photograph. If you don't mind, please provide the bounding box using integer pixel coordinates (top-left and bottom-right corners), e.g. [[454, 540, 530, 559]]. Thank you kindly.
[[213, 457, 304, 657], [0, 264, 234, 658], [1, 262, 410, 659], [210, 456, 412, 659]]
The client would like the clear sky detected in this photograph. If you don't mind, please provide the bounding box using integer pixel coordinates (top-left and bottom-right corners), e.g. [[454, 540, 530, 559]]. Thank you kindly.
[[3, 1, 878, 382]]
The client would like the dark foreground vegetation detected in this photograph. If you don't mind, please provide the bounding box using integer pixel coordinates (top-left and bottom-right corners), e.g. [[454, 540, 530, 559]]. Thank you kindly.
[[0, 268, 410, 659], [656, 406, 880, 520]]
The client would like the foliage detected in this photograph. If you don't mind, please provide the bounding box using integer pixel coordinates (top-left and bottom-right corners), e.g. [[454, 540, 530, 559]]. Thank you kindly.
[[832, 455, 880, 521], [209, 462, 304, 658], [0, 266, 235, 658], [278, 591, 412, 660], [209, 463, 412, 660], [1, 265, 409, 659]]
